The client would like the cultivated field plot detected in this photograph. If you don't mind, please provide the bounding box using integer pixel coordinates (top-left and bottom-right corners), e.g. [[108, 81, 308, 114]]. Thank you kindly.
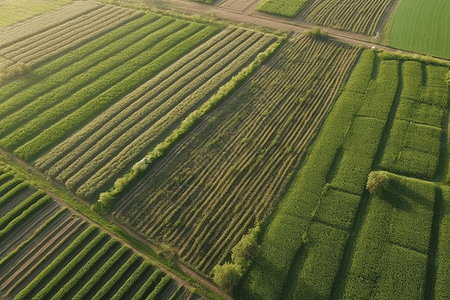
[[0, 1, 141, 83], [389, 0, 450, 59], [255, 0, 394, 35], [245, 50, 450, 300], [0, 0, 70, 27], [0, 164, 198, 300], [31, 26, 276, 200], [112, 34, 361, 275]]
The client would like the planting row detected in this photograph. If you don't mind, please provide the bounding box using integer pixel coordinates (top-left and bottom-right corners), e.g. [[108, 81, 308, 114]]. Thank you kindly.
[[0, 164, 200, 299], [113, 34, 361, 275], [0, 17, 219, 161], [0, 4, 142, 68]]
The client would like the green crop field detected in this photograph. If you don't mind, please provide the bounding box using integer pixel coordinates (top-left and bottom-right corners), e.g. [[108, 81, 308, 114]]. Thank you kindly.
[[1, 0, 450, 298], [389, 0, 450, 59], [245, 50, 450, 299], [0, 164, 197, 299]]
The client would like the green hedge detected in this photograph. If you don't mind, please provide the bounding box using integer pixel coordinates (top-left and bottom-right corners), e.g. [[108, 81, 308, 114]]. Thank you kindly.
[[14, 24, 218, 161], [94, 34, 285, 212], [435, 187, 450, 299], [14, 225, 98, 300], [77, 34, 274, 197]]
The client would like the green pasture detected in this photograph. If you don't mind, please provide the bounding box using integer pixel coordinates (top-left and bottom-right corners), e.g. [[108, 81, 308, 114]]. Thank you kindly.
[[389, 0, 450, 59]]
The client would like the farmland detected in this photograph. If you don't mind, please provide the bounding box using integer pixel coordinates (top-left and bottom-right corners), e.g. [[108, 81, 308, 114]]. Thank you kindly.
[[254, 0, 394, 35], [0, 1, 141, 83], [389, 0, 450, 59], [112, 34, 361, 275], [244, 50, 450, 299], [0, 163, 201, 299], [0, 0, 71, 27]]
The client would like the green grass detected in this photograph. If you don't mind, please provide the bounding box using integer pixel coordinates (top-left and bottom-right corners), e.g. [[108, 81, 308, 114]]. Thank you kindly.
[[389, 0, 450, 59]]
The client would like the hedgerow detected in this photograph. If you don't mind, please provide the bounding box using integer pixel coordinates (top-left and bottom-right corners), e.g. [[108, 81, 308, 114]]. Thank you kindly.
[[94, 35, 285, 212], [77, 34, 274, 197], [13, 24, 218, 161], [14, 225, 98, 300]]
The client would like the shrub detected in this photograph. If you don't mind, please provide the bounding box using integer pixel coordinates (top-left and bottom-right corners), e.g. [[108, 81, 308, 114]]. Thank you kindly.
[[366, 171, 389, 194], [213, 262, 242, 293], [303, 28, 329, 39], [231, 225, 260, 269]]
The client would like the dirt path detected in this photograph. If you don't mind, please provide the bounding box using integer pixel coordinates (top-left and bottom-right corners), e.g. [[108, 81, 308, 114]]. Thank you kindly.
[[139, 0, 450, 63]]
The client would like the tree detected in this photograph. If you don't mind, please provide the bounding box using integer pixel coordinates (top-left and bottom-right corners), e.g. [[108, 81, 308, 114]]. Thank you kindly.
[[213, 262, 242, 293]]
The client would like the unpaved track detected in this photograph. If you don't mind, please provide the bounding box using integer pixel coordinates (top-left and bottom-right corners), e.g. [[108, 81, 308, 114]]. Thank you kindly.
[[139, 0, 450, 62]]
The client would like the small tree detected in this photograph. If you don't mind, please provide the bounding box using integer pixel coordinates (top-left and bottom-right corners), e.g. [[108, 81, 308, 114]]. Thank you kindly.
[[213, 262, 242, 293], [231, 226, 260, 269], [366, 171, 389, 194], [303, 27, 328, 39]]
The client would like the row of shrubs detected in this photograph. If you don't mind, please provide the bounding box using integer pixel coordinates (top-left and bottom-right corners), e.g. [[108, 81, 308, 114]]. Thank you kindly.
[[94, 34, 286, 212]]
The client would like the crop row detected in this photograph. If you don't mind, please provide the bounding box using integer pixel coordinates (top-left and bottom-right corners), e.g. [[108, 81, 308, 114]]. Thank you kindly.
[[75, 33, 274, 198], [0, 13, 159, 104], [0, 1, 101, 47], [300, 0, 392, 35], [10, 24, 219, 161], [1, 6, 137, 65], [14, 225, 98, 300], [130, 269, 163, 300], [0, 190, 45, 230], [111, 35, 360, 277], [49, 28, 254, 182], [31, 232, 109, 300], [37, 27, 243, 173], [0, 181, 29, 207], [110, 260, 151, 300], [0, 17, 183, 143]]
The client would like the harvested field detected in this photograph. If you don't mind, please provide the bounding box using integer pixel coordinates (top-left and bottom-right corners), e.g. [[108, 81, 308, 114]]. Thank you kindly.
[[113, 34, 361, 275]]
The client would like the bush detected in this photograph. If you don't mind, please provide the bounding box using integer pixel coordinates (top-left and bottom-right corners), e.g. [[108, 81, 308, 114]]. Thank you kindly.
[[366, 171, 389, 194], [213, 262, 242, 293], [303, 28, 328, 39], [231, 225, 260, 269]]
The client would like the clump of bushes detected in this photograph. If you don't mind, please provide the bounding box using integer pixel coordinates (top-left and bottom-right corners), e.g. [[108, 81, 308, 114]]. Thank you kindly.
[[303, 28, 328, 39], [366, 171, 389, 194], [213, 225, 260, 293]]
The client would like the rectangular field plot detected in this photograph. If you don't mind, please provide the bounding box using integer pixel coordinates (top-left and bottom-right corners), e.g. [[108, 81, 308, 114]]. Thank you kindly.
[[342, 174, 435, 299], [0, 163, 198, 300], [112, 35, 361, 277], [378, 61, 449, 180]]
